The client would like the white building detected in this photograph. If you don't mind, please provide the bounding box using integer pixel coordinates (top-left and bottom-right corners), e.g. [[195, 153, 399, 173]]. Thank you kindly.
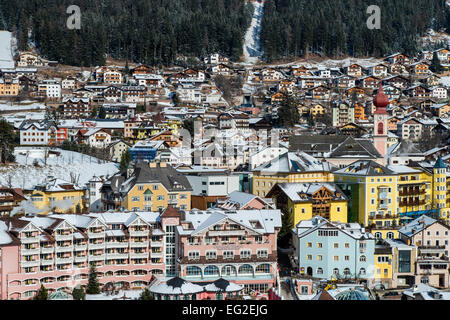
[[39, 79, 61, 99], [249, 146, 289, 170]]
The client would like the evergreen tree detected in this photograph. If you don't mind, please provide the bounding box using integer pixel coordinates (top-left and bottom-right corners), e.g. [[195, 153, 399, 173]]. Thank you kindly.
[[277, 93, 300, 128], [0, 119, 17, 163], [139, 288, 154, 300], [430, 52, 443, 74], [86, 264, 101, 294], [182, 118, 195, 138], [278, 207, 294, 248], [72, 287, 86, 300], [98, 106, 106, 119], [35, 285, 48, 300], [119, 149, 131, 171], [91, 106, 98, 118]]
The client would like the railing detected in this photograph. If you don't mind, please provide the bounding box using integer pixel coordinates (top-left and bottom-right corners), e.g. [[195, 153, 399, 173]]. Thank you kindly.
[[87, 232, 105, 239], [150, 241, 163, 247], [20, 260, 40, 268], [88, 243, 106, 250], [130, 241, 149, 248], [105, 253, 129, 260], [40, 259, 54, 266], [55, 257, 74, 264], [55, 245, 74, 253], [74, 256, 88, 263], [74, 244, 88, 251], [105, 242, 129, 249], [21, 237, 40, 244], [21, 248, 41, 256], [88, 254, 105, 261], [54, 234, 73, 241], [129, 230, 149, 237], [41, 247, 54, 254], [130, 252, 149, 259]]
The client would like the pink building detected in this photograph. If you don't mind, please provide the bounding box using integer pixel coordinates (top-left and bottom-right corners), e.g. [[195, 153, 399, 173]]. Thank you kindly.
[[0, 211, 167, 300], [0, 207, 282, 300], [175, 208, 282, 298]]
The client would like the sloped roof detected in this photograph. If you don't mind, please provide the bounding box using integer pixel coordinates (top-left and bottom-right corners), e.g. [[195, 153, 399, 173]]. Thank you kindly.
[[335, 160, 395, 176], [253, 151, 332, 173]]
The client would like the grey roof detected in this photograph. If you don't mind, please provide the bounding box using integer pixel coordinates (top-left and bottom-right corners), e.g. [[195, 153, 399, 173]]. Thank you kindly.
[[335, 160, 395, 176], [289, 135, 382, 159], [253, 151, 333, 173], [398, 214, 442, 237], [270, 182, 348, 203]]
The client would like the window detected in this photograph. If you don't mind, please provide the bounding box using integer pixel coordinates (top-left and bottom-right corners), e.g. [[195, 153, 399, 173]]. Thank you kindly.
[[205, 251, 216, 260], [344, 255, 350, 261], [333, 243, 339, 248], [188, 251, 199, 260], [257, 250, 268, 258], [307, 242, 312, 248], [344, 243, 350, 248], [360, 255, 366, 262], [317, 268, 323, 275], [186, 266, 202, 277], [317, 243, 323, 248], [306, 254, 312, 260], [334, 256, 339, 261], [204, 265, 219, 276], [240, 250, 251, 259], [255, 264, 270, 274], [317, 255, 323, 261], [223, 251, 234, 260]]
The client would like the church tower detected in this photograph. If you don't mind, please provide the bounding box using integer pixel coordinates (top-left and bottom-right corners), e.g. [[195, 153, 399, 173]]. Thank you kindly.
[[373, 84, 389, 163], [432, 157, 447, 219]]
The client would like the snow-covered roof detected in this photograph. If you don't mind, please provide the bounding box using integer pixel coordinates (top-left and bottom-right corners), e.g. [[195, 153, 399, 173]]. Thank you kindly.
[[398, 215, 440, 237], [254, 151, 332, 173]]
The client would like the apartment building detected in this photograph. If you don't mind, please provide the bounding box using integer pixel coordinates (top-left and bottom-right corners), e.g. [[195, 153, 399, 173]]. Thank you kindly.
[[0, 210, 168, 300], [176, 208, 282, 297], [292, 216, 375, 280]]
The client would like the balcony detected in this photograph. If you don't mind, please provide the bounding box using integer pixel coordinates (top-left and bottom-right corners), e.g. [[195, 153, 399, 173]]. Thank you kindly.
[[130, 252, 149, 259], [88, 243, 106, 250], [151, 251, 163, 258], [55, 257, 74, 264], [21, 237, 39, 244], [88, 232, 105, 239], [74, 256, 87, 263], [106, 242, 129, 249], [88, 254, 105, 262], [74, 244, 87, 251], [106, 253, 129, 260], [20, 260, 40, 268], [21, 248, 41, 256], [41, 247, 54, 254], [40, 258, 54, 266], [208, 230, 246, 237], [418, 245, 446, 255], [54, 234, 73, 241], [130, 241, 148, 248], [150, 241, 163, 247], [55, 245, 73, 253], [129, 230, 149, 237]]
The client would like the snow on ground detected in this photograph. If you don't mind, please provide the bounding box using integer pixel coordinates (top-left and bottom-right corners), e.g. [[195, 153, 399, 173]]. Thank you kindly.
[[0, 147, 119, 189], [86, 289, 143, 300], [0, 102, 46, 111], [242, 1, 264, 65], [1, 110, 46, 128], [440, 76, 450, 88], [0, 31, 15, 69]]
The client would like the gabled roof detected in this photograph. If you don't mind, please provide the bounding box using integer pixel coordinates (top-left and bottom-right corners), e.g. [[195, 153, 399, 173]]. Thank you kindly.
[[253, 151, 332, 173], [335, 160, 395, 176]]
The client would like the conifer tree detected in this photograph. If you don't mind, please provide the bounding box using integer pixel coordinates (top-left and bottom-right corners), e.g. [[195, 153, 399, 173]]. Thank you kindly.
[[86, 264, 101, 294], [139, 288, 154, 300], [35, 285, 48, 300], [430, 52, 443, 74]]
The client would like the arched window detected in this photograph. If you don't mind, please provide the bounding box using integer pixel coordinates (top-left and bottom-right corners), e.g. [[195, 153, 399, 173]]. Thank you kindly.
[[204, 265, 219, 276], [255, 264, 270, 274], [359, 255, 366, 262], [387, 232, 394, 239], [186, 266, 202, 277], [375, 232, 382, 239], [378, 122, 384, 135], [238, 264, 253, 275], [343, 268, 351, 276], [359, 268, 366, 275], [333, 268, 339, 275], [221, 265, 237, 276], [317, 268, 323, 275]]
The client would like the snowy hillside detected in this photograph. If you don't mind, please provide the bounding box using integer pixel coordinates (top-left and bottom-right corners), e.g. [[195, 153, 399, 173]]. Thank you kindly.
[[243, 0, 264, 64], [0, 147, 119, 189], [0, 31, 15, 68]]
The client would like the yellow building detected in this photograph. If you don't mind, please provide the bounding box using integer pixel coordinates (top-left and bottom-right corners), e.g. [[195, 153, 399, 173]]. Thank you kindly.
[[252, 152, 334, 198], [0, 78, 19, 96], [371, 241, 394, 289], [335, 158, 450, 232], [267, 182, 348, 225], [30, 178, 86, 214], [101, 162, 192, 211], [310, 103, 326, 118]]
